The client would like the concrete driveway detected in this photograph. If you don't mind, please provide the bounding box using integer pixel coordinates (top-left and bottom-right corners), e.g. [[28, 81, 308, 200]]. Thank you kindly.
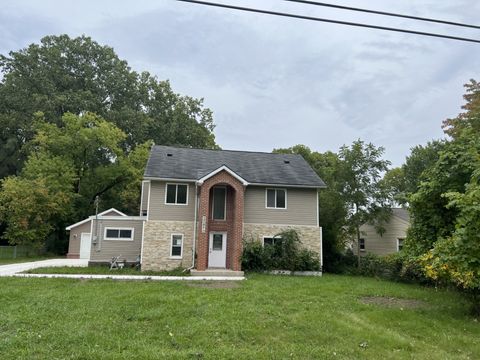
[[0, 258, 88, 276]]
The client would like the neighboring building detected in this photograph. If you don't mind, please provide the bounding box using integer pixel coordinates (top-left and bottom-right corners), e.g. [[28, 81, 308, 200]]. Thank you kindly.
[[350, 208, 410, 256], [66, 145, 326, 273]]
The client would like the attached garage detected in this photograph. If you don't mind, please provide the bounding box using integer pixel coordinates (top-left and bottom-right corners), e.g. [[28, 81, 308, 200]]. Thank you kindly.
[[66, 208, 145, 264]]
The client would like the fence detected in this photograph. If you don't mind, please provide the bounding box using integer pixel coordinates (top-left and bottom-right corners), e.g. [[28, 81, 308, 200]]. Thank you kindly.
[[0, 245, 39, 259]]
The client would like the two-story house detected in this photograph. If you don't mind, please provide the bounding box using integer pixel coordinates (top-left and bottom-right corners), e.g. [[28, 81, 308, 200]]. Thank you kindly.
[[66, 145, 326, 275]]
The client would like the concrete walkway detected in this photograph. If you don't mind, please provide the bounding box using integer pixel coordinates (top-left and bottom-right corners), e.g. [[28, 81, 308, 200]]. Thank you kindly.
[[0, 258, 88, 276], [0, 259, 245, 281]]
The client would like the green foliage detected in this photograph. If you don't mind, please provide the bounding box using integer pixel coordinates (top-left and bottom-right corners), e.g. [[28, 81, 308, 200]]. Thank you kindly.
[[241, 229, 321, 272], [338, 140, 392, 264], [0, 34, 217, 180], [0, 113, 150, 251], [405, 79, 480, 313]]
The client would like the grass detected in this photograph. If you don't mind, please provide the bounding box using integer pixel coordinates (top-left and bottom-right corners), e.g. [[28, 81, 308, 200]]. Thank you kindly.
[[25, 266, 188, 276], [0, 256, 57, 265], [0, 274, 478, 359]]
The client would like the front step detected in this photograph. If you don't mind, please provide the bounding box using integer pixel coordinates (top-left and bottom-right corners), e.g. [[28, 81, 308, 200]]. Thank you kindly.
[[190, 269, 244, 277]]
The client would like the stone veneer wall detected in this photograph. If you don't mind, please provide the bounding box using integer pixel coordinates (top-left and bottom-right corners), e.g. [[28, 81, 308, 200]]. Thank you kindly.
[[142, 220, 195, 271], [243, 223, 322, 261]]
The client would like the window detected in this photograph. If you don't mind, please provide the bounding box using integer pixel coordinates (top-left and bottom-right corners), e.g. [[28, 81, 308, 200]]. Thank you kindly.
[[263, 236, 282, 247], [212, 186, 226, 220], [359, 238, 365, 251], [104, 227, 134, 241], [397, 238, 405, 252], [171, 234, 183, 258], [266, 188, 287, 209], [165, 184, 188, 205]]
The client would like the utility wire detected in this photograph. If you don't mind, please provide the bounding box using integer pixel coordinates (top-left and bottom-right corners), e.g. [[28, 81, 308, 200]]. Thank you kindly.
[[283, 0, 480, 30], [175, 0, 480, 44]]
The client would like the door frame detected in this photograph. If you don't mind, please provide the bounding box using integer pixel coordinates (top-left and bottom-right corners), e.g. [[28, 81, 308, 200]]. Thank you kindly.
[[208, 232, 227, 268], [79, 232, 92, 259]]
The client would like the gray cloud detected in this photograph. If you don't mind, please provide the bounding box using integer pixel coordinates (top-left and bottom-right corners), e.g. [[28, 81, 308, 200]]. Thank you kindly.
[[1, 0, 479, 167]]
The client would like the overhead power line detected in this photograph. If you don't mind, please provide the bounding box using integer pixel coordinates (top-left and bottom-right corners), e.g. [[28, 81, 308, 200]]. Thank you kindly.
[[175, 0, 480, 44], [283, 0, 480, 30]]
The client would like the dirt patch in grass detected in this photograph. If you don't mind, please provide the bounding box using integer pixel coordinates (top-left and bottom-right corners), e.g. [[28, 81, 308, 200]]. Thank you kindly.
[[186, 281, 241, 289], [360, 296, 426, 309]]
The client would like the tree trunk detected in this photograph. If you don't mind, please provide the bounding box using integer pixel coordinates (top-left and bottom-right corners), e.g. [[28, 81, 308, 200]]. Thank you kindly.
[[356, 225, 361, 268]]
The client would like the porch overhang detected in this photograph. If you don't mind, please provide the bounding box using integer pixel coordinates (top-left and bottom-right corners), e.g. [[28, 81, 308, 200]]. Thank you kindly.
[[196, 165, 249, 186]]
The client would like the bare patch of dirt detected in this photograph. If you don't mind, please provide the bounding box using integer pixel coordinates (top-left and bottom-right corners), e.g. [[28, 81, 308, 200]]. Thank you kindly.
[[360, 296, 426, 309], [186, 281, 241, 289]]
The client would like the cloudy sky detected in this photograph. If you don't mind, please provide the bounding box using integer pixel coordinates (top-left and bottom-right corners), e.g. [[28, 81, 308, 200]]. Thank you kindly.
[[2, 0, 480, 166]]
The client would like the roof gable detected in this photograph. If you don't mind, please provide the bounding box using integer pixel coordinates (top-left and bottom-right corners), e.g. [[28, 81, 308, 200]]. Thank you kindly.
[[144, 146, 326, 188]]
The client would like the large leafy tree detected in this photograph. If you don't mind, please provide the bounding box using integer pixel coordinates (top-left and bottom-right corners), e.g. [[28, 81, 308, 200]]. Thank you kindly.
[[407, 81, 479, 255], [338, 140, 392, 266], [0, 112, 150, 251], [415, 80, 480, 312], [0, 34, 216, 179]]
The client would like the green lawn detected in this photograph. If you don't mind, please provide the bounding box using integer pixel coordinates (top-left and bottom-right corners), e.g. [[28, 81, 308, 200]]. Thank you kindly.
[[26, 266, 188, 276], [0, 274, 478, 359], [0, 256, 57, 265]]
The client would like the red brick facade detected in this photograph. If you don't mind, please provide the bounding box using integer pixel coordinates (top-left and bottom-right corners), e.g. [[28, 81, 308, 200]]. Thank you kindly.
[[196, 170, 245, 271]]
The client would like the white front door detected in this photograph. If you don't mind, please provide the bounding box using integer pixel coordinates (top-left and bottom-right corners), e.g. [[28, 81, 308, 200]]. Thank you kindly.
[[208, 232, 227, 268], [80, 233, 92, 259]]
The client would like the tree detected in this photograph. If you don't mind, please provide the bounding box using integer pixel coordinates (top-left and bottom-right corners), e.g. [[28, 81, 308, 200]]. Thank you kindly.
[[0, 34, 216, 179], [338, 140, 392, 267], [0, 112, 150, 251], [407, 81, 479, 256], [415, 80, 480, 313]]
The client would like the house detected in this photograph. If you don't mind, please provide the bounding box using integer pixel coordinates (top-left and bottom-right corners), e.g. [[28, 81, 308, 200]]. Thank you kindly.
[[350, 208, 410, 256], [66, 145, 326, 274]]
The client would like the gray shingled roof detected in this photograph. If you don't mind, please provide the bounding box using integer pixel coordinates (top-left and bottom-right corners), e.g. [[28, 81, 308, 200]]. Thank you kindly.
[[144, 145, 326, 187], [392, 208, 410, 222]]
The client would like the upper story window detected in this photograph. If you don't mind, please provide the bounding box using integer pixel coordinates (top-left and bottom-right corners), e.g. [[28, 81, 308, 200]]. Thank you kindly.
[[359, 238, 365, 251], [104, 227, 134, 241], [266, 188, 287, 209], [212, 186, 226, 220], [165, 183, 188, 205]]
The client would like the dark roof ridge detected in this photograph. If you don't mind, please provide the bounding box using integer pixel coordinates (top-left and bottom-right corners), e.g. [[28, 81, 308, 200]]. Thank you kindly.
[[152, 145, 303, 158]]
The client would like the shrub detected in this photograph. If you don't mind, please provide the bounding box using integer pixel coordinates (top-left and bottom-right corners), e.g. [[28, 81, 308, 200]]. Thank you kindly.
[[241, 229, 321, 272]]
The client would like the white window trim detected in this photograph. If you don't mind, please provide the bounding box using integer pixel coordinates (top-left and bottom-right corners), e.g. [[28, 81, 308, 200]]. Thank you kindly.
[[104, 227, 135, 241], [170, 233, 184, 259], [397, 238, 405, 252], [212, 186, 227, 220], [359, 238, 366, 252], [265, 188, 287, 209], [165, 183, 189, 206], [262, 235, 282, 247]]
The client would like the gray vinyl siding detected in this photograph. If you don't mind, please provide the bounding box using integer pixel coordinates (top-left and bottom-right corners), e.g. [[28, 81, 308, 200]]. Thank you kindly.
[[89, 219, 144, 262], [141, 181, 150, 215], [67, 220, 91, 256], [244, 186, 318, 226], [354, 215, 409, 256], [148, 181, 195, 221]]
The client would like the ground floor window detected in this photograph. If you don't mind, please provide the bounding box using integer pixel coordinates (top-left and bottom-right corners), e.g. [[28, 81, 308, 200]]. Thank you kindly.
[[104, 227, 134, 241], [397, 238, 405, 251], [263, 236, 282, 247], [170, 234, 183, 258]]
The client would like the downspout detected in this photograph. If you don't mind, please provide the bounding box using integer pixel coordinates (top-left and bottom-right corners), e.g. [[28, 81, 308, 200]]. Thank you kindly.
[[189, 183, 199, 270]]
